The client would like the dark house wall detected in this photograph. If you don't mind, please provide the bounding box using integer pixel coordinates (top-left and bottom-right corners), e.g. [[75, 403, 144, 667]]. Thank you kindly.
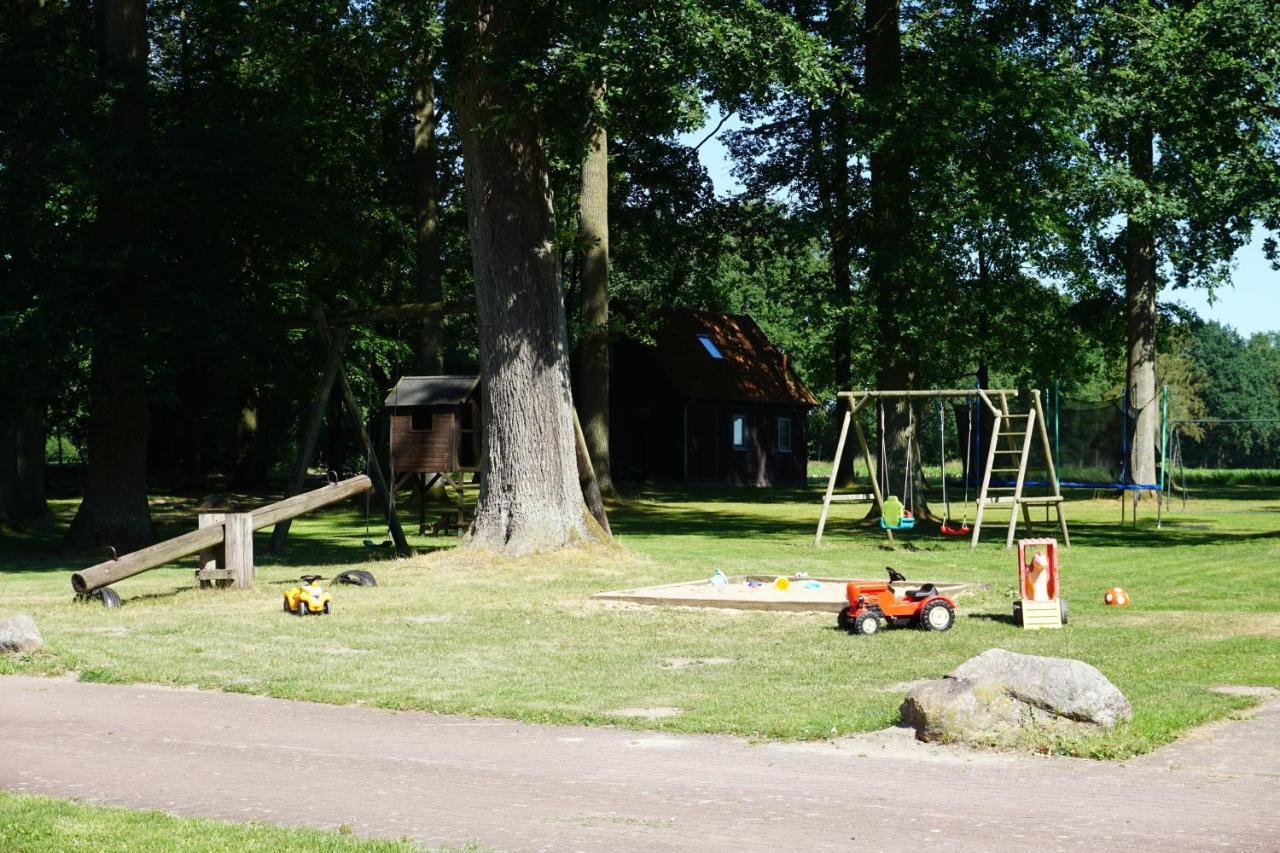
[[604, 339, 809, 486], [605, 340, 685, 482], [686, 401, 808, 486]]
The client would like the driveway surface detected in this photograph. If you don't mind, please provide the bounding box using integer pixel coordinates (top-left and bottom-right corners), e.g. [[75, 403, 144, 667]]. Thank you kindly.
[[2, 675, 1277, 851]]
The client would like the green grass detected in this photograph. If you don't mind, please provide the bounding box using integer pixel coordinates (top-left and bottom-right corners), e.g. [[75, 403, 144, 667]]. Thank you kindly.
[[0, 790, 430, 851], [1, 478, 1277, 759]]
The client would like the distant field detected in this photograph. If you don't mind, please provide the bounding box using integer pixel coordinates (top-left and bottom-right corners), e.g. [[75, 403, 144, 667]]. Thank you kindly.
[[2, 476, 1277, 760]]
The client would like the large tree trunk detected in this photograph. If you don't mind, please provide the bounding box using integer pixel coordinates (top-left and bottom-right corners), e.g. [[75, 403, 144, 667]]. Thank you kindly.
[[1125, 127, 1158, 491], [576, 80, 615, 497], [70, 349, 154, 546], [455, 3, 601, 554], [69, 0, 152, 547], [866, 0, 930, 519], [413, 52, 444, 374]]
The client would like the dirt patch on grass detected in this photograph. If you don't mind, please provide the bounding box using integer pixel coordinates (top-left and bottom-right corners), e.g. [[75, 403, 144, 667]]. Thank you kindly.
[[608, 706, 682, 719], [1118, 611, 1280, 638], [661, 657, 734, 669]]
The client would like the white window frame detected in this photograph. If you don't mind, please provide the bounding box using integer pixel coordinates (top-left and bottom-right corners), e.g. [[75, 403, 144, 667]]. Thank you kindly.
[[732, 414, 746, 450], [777, 416, 793, 453]]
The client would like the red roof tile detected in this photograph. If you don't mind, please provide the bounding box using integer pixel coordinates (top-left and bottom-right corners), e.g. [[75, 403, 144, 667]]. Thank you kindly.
[[652, 310, 818, 407]]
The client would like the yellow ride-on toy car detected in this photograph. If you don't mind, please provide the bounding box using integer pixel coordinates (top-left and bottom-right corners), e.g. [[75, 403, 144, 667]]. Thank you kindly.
[[283, 575, 331, 616]]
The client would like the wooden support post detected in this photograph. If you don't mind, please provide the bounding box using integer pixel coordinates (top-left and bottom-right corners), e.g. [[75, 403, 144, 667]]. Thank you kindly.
[[270, 309, 349, 553], [1031, 390, 1069, 546], [814, 409, 852, 545], [224, 512, 255, 589], [1006, 408, 1038, 548], [851, 411, 892, 543], [313, 311, 410, 553], [573, 408, 612, 538], [196, 512, 229, 588]]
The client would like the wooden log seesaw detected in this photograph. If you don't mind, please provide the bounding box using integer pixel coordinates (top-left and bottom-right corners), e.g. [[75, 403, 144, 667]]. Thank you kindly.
[[71, 474, 375, 608]]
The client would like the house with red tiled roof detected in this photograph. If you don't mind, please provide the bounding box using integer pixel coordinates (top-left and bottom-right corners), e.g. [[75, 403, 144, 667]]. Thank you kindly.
[[597, 309, 817, 486]]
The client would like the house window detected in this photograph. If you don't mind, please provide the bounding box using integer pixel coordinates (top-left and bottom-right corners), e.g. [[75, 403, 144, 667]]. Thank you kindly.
[[410, 410, 434, 432], [777, 416, 793, 453], [697, 334, 725, 359], [732, 414, 746, 449]]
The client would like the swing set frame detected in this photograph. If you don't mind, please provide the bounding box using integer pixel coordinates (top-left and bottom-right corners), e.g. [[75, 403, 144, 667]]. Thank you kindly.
[[815, 388, 1070, 550]]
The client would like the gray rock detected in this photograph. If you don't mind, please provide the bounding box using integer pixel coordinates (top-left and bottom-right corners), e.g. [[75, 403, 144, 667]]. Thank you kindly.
[[0, 614, 43, 654], [900, 648, 1131, 747]]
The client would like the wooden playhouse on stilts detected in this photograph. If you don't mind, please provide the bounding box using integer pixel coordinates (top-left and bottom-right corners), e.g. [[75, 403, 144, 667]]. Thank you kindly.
[[385, 375, 482, 535]]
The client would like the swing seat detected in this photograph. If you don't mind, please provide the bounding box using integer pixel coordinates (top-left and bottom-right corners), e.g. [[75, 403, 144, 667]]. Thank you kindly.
[[880, 497, 916, 530], [940, 521, 970, 536]]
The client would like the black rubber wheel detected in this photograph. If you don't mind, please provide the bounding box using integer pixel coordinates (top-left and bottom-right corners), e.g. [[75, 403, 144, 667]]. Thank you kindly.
[[854, 612, 881, 636], [322, 601, 331, 615], [283, 599, 291, 613], [1059, 597, 1069, 625], [296, 603, 307, 617], [918, 599, 955, 632], [1012, 601, 1023, 627], [97, 587, 122, 609], [837, 607, 854, 631]]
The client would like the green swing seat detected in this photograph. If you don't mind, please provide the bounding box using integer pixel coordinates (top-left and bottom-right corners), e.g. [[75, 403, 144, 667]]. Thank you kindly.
[[879, 495, 916, 530]]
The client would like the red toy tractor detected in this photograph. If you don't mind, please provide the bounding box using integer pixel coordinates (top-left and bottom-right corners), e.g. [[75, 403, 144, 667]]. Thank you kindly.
[[837, 567, 956, 635]]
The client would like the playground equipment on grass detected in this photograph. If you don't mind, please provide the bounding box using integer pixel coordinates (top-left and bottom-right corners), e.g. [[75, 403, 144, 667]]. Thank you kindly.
[[1012, 538, 1067, 630], [71, 474, 375, 607], [816, 388, 1069, 549]]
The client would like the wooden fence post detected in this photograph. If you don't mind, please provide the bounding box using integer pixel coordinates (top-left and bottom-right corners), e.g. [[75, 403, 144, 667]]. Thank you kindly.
[[196, 512, 227, 588], [224, 512, 255, 589]]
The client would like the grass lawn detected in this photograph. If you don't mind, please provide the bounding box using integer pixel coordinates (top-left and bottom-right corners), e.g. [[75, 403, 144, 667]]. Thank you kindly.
[[0, 790, 429, 851], [2, 475, 1278, 759]]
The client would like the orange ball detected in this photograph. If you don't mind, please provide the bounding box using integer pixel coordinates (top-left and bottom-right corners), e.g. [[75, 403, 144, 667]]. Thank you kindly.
[[1104, 587, 1131, 607]]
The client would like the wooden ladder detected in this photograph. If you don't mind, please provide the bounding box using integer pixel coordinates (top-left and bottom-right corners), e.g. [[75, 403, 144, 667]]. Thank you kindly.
[[970, 393, 1069, 549]]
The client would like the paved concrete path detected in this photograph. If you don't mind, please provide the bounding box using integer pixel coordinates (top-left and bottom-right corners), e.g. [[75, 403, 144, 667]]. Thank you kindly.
[[2, 676, 1277, 851]]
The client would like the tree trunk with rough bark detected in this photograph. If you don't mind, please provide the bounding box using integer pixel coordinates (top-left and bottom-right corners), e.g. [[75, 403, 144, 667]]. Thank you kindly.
[[413, 52, 444, 375], [69, 0, 153, 547], [1125, 127, 1159, 492], [576, 80, 615, 497], [866, 0, 931, 520], [455, 2, 602, 554]]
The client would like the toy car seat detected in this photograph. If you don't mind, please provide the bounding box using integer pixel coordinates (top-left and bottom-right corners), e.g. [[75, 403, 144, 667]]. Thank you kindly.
[[905, 583, 936, 601]]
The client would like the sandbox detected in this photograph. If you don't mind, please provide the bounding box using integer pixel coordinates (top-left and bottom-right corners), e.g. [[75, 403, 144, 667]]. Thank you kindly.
[[592, 576, 976, 614]]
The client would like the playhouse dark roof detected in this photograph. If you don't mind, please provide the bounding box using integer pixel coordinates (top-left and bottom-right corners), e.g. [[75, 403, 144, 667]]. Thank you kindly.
[[384, 375, 479, 408], [652, 310, 818, 407]]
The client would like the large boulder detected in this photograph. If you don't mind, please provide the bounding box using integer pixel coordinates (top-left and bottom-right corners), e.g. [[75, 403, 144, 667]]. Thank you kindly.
[[901, 648, 1131, 747], [0, 614, 43, 654]]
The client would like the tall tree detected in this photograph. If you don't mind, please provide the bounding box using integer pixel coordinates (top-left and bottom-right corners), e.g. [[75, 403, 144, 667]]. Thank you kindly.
[[576, 80, 615, 496], [414, 36, 445, 375], [68, 0, 154, 546], [450, 1, 603, 553], [1079, 0, 1280, 489]]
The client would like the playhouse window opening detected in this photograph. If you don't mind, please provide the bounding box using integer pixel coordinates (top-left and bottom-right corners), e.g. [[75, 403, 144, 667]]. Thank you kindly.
[[697, 334, 725, 359], [732, 414, 746, 449], [410, 411, 434, 431], [777, 416, 793, 453]]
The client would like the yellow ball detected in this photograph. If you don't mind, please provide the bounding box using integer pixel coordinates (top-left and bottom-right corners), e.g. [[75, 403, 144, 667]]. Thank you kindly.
[[773, 576, 790, 591], [1104, 587, 1131, 607]]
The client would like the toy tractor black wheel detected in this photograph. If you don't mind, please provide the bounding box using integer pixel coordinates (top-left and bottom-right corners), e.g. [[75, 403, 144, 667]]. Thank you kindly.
[[837, 607, 854, 631], [919, 599, 955, 632], [853, 612, 881, 636], [1012, 601, 1023, 627], [1059, 597, 1069, 625], [86, 587, 122, 609]]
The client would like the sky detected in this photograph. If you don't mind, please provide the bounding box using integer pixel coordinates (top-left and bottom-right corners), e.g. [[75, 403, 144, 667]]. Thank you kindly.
[[679, 112, 1278, 337]]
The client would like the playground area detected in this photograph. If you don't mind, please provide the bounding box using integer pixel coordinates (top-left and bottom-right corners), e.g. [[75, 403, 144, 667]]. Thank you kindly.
[[2, 474, 1277, 758]]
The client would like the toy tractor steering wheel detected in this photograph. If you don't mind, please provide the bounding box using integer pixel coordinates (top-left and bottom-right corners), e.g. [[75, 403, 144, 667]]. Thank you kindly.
[[886, 567, 906, 583], [300, 574, 323, 585]]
